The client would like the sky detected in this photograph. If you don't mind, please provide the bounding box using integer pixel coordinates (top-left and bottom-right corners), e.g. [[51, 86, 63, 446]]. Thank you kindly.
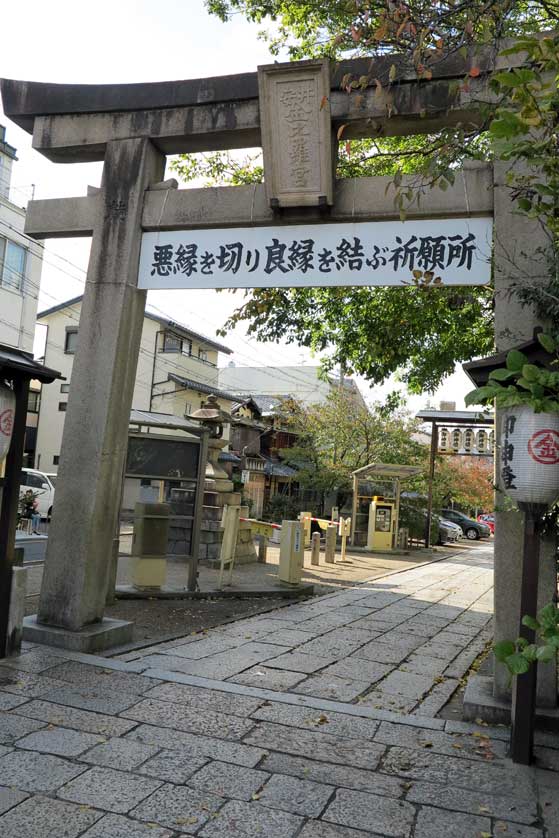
[[1, 0, 475, 412]]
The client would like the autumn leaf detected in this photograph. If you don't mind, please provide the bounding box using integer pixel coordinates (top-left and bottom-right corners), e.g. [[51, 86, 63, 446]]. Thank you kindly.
[[320, 95, 329, 110], [345, 140, 352, 156], [337, 124, 348, 140], [469, 66, 481, 78]]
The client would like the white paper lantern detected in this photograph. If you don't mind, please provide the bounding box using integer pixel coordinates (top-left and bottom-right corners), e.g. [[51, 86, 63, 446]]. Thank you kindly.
[[0, 383, 15, 465], [500, 405, 559, 505]]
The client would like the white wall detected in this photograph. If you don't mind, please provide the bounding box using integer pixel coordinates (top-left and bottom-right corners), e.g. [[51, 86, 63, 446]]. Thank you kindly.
[[0, 196, 42, 354], [35, 301, 228, 471]]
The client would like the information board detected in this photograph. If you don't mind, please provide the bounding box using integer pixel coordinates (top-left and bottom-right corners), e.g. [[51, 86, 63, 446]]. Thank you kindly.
[[139, 217, 492, 290]]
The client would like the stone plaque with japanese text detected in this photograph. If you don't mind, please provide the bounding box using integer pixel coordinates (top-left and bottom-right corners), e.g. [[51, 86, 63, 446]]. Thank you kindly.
[[258, 59, 333, 208]]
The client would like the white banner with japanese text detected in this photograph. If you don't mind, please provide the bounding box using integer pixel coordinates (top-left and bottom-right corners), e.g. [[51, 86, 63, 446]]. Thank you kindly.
[[138, 217, 492, 290]]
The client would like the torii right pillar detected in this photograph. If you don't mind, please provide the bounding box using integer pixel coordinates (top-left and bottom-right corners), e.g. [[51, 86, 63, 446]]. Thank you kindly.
[[491, 159, 557, 711]]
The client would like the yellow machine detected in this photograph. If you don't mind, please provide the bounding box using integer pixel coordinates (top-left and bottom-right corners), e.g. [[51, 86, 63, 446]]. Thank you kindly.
[[367, 497, 396, 551]]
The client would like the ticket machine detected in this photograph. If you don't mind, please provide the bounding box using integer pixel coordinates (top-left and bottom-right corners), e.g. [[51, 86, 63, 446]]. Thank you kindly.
[[367, 497, 395, 551]]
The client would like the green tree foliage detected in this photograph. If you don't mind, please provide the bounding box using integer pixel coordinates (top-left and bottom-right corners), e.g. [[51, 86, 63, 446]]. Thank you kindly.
[[275, 389, 425, 508], [187, 1, 559, 391]]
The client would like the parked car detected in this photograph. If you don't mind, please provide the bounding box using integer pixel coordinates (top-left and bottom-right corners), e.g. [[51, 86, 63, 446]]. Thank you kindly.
[[19, 468, 56, 519], [477, 513, 495, 534], [441, 508, 491, 540], [439, 517, 462, 543]]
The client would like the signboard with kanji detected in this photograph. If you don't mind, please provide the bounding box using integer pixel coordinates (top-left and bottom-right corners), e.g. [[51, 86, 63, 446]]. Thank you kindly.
[[139, 218, 492, 290]]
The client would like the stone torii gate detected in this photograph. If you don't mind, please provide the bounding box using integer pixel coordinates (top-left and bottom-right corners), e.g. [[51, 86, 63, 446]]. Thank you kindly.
[[1, 49, 556, 710]]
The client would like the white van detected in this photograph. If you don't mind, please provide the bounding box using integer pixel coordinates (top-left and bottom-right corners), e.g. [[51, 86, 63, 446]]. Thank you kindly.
[[19, 468, 56, 519]]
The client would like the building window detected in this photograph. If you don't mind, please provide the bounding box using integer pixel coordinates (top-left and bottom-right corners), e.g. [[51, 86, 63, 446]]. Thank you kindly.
[[65, 329, 78, 354], [60, 383, 70, 394], [0, 236, 27, 292], [162, 331, 193, 356], [184, 402, 193, 417], [58, 402, 67, 412], [162, 332, 182, 353], [53, 455, 59, 465], [198, 349, 208, 363], [28, 390, 41, 413]]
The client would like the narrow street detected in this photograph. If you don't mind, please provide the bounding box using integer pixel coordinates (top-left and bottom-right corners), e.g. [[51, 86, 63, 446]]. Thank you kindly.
[[0, 542, 557, 836]]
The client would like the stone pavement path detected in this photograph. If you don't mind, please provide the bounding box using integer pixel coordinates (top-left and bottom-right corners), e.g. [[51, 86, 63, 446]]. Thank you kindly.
[[0, 543, 557, 837], [118, 544, 494, 717]]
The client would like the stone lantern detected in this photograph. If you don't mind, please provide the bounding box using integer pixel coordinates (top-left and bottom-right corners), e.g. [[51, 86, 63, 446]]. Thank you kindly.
[[189, 396, 234, 497], [189, 396, 256, 566]]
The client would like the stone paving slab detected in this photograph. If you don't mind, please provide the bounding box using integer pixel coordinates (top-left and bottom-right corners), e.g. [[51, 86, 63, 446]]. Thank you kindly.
[[258, 772, 334, 817], [16, 725, 103, 757], [198, 798, 304, 838], [0, 666, 69, 698], [1, 544, 557, 838], [127, 723, 267, 768], [82, 736, 159, 770], [0, 710, 46, 744], [137, 747, 209, 783], [121, 697, 255, 740], [0, 785, 28, 816], [11, 698, 138, 736], [251, 702, 381, 739], [228, 665, 308, 691], [244, 722, 386, 770], [119, 547, 495, 722], [406, 780, 539, 824], [0, 794, 102, 838], [42, 660, 160, 694], [188, 759, 269, 801], [0, 693, 29, 711], [40, 683, 141, 714], [413, 805, 491, 838], [130, 782, 223, 834], [143, 681, 264, 716], [0, 749, 87, 792], [323, 788, 416, 836], [81, 812, 175, 838], [58, 765, 163, 813], [293, 674, 371, 702], [260, 752, 404, 797]]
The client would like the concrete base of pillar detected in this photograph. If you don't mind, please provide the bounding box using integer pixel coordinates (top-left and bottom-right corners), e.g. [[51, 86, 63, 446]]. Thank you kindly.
[[23, 615, 134, 652], [464, 674, 559, 731], [6, 567, 27, 657], [115, 583, 314, 599]]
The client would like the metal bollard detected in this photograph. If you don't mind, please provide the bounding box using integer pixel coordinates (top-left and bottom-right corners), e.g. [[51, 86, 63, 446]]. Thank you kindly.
[[131, 501, 170, 591], [311, 531, 321, 566], [279, 520, 304, 585], [325, 523, 337, 564]]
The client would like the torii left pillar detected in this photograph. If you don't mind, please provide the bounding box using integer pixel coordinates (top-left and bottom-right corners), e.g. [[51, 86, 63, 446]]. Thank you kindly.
[[24, 138, 165, 650]]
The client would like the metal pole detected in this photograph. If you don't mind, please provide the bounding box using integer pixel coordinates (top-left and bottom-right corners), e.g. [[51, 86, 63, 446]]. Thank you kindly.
[[510, 502, 546, 764], [424, 423, 438, 547], [0, 376, 29, 658]]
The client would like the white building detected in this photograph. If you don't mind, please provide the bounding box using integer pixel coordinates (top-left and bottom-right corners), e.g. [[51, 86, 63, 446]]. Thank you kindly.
[[219, 364, 365, 408], [0, 125, 43, 353], [34, 296, 235, 471]]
